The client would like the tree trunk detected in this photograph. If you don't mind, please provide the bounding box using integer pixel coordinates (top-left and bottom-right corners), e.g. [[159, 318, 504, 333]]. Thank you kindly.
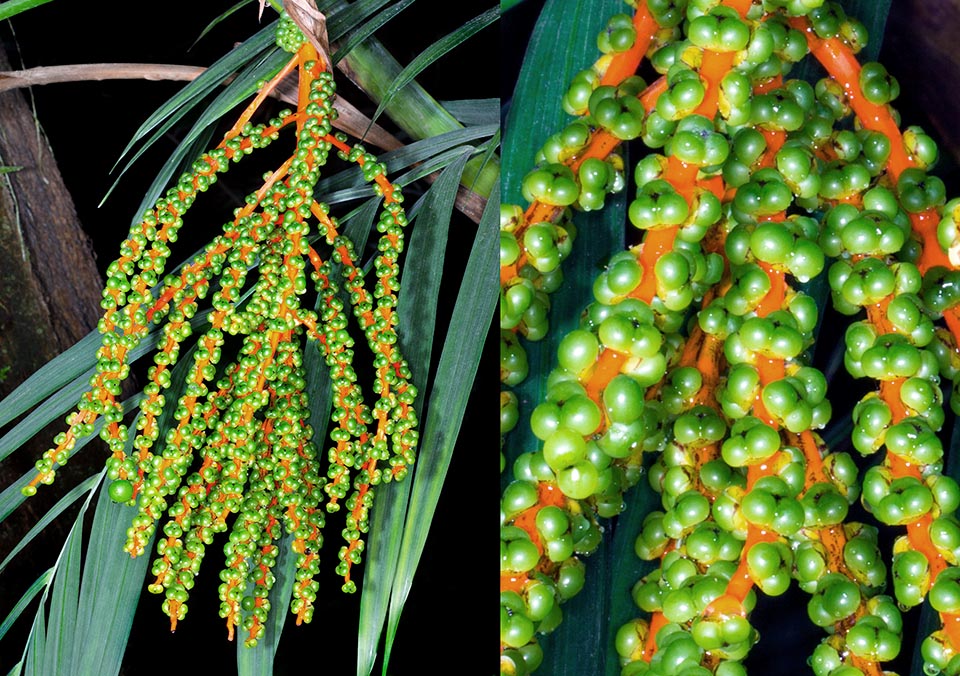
[[0, 45, 102, 381], [0, 39, 104, 632]]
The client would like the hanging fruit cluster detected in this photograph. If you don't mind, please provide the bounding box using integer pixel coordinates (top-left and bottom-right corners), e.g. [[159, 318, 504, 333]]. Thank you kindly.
[[500, 1, 960, 674], [22, 11, 418, 647]]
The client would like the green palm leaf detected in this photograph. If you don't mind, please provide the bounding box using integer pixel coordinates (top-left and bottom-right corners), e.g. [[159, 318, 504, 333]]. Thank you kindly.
[[369, 5, 499, 129], [0, 570, 52, 644], [41, 511, 83, 676], [0, 475, 99, 575], [16, 469, 103, 675], [21, 598, 45, 676], [0, 0, 51, 20], [381, 180, 499, 674], [355, 148, 473, 676], [441, 98, 499, 126], [107, 20, 278, 183], [502, 3, 628, 672], [327, 0, 396, 41], [70, 482, 154, 676], [112, 45, 289, 222], [332, 0, 415, 64], [191, 0, 257, 49]]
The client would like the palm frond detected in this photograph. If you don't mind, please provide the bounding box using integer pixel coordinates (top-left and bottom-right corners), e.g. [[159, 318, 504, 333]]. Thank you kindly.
[[0, 0, 51, 20], [369, 5, 499, 128], [382, 181, 499, 673]]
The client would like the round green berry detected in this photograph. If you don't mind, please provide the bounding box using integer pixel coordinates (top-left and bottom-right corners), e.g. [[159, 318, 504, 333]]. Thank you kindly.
[[109, 479, 134, 503]]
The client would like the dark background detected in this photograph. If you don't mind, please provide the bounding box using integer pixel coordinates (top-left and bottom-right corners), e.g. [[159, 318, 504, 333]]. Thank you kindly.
[[0, 1, 495, 674]]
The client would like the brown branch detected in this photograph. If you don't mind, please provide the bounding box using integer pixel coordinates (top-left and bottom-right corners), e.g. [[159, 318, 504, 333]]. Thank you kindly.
[[0, 63, 206, 90], [0, 62, 400, 150], [0, 62, 487, 222]]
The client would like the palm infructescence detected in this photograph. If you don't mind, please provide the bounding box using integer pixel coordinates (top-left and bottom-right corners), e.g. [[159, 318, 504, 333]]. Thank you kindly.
[[501, 1, 960, 675], [0, 0, 497, 673]]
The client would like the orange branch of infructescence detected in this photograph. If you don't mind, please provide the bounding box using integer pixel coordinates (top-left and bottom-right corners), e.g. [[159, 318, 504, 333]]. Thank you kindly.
[[640, 3, 754, 659], [39, 142, 285, 491], [862, 299, 950, 583], [599, 4, 658, 86], [793, 15, 960, 399], [703, 248, 883, 676], [162, 182, 311, 632], [223, 51, 301, 143], [790, 17, 957, 286], [499, 481, 569, 652], [43, 48, 315, 497], [503, 2, 664, 281], [510, 76, 669, 259], [581, 153, 704, 414]]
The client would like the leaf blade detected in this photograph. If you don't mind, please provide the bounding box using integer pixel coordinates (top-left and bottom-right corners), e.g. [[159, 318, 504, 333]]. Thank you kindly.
[[71, 478, 153, 676], [369, 6, 499, 127], [42, 514, 83, 676], [332, 0, 416, 65], [190, 0, 257, 49], [356, 149, 471, 676], [381, 182, 499, 673], [501, 2, 627, 675], [109, 19, 278, 174], [315, 123, 497, 196], [0, 0, 52, 21], [0, 474, 100, 576], [110, 45, 290, 221], [0, 569, 52, 643], [327, 0, 395, 42], [439, 98, 499, 126]]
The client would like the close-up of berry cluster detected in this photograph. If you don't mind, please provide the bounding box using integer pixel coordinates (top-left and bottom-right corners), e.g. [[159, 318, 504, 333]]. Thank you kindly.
[[0, 0, 496, 672], [20, 11, 416, 648], [501, 1, 960, 674]]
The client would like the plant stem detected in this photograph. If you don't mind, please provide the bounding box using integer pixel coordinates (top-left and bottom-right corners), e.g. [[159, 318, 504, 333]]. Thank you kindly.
[[0, 60, 492, 221], [330, 3, 499, 199]]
